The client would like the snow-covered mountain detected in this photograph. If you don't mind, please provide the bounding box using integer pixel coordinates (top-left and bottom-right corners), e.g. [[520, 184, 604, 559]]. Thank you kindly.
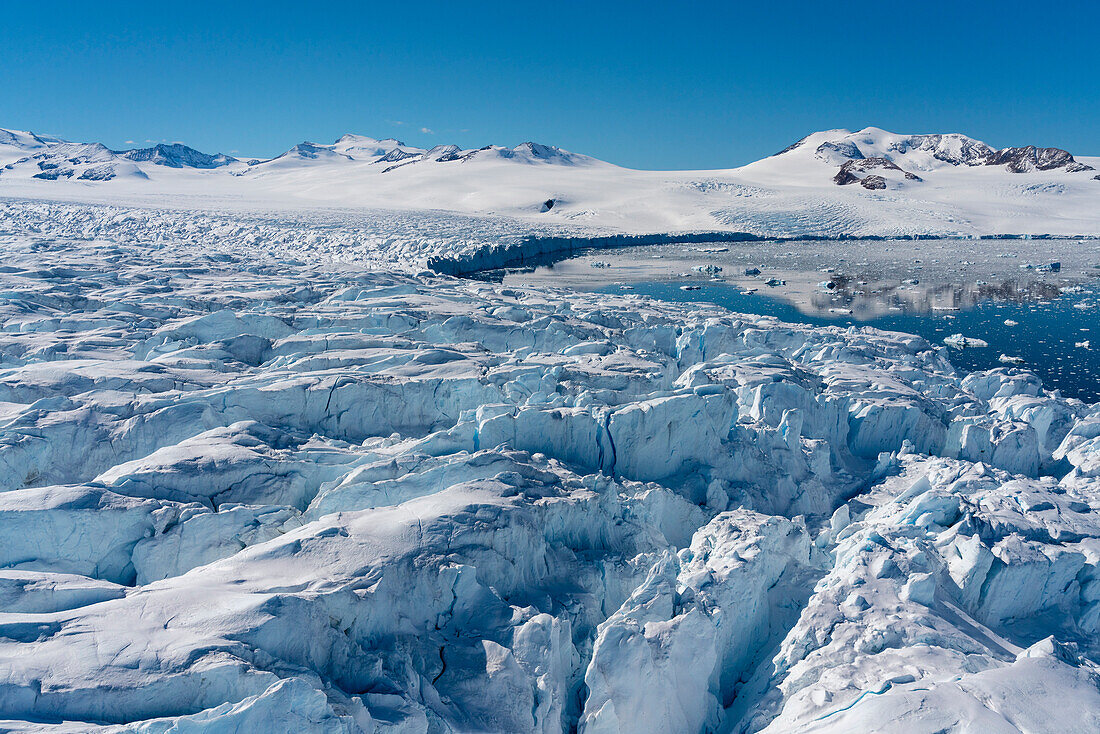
[[759, 127, 1093, 190], [0, 129, 243, 181], [776, 127, 1093, 173], [121, 142, 239, 169], [0, 128, 67, 166], [1, 125, 1098, 237], [244, 135, 597, 176]]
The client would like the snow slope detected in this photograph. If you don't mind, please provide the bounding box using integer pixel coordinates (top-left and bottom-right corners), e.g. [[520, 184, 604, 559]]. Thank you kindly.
[[0, 231, 1098, 732], [1, 126, 1098, 243]]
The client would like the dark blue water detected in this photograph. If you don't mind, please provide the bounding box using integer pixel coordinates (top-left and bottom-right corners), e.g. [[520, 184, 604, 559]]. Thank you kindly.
[[597, 280, 1100, 403]]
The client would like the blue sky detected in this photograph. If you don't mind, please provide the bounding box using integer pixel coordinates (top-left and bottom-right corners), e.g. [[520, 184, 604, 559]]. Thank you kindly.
[[2, 0, 1096, 169]]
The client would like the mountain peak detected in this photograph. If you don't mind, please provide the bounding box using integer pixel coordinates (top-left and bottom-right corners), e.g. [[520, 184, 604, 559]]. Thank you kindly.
[[335, 133, 404, 147], [770, 127, 1093, 183], [121, 142, 237, 169]]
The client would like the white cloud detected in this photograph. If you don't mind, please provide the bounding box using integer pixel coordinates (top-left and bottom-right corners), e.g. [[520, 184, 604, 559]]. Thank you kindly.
[[124, 140, 135, 144], [420, 127, 434, 135]]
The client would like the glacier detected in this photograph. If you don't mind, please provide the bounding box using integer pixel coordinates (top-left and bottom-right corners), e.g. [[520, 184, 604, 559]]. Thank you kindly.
[[0, 226, 1097, 733]]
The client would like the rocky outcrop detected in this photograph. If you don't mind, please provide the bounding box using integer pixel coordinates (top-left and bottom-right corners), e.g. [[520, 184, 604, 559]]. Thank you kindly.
[[988, 145, 1094, 173], [887, 133, 996, 166], [804, 130, 1096, 186], [834, 157, 921, 188], [121, 143, 237, 169]]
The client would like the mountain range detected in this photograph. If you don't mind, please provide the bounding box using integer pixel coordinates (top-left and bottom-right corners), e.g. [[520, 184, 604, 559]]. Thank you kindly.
[[2, 126, 1097, 237]]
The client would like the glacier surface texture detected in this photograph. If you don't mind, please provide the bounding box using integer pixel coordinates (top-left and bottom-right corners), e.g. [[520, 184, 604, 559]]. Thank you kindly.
[[0, 232, 1098, 733]]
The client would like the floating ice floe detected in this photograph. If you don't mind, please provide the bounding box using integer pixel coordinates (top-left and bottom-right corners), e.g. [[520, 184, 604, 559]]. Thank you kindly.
[[944, 333, 990, 348]]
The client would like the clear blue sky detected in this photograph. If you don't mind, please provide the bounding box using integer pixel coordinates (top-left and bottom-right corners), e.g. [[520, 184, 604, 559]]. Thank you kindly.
[[2, 0, 1096, 169]]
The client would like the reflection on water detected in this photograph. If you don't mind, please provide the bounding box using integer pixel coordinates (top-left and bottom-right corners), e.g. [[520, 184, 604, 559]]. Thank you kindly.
[[805, 276, 1064, 319], [498, 239, 1100, 402]]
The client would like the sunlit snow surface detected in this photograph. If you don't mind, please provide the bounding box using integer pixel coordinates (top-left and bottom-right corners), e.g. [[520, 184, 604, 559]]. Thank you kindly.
[[1, 230, 1100, 733]]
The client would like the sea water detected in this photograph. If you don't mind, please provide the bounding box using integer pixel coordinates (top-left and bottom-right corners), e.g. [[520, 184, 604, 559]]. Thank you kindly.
[[502, 239, 1100, 402]]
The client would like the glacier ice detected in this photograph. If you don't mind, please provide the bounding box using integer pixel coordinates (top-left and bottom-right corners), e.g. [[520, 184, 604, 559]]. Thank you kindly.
[[0, 232, 1097, 732]]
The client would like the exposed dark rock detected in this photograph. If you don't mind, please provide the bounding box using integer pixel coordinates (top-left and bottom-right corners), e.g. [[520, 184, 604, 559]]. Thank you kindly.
[[834, 168, 860, 185], [121, 143, 236, 169], [32, 169, 73, 180], [817, 141, 864, 161], [540, 199, 556, 212], [428, 145, 463, 162], [77, 164, 117, 181], [988, 146, 1094, 173], [790, 131, 1094, 178], [773, 135, 810, 157], [288, 143, 321, 159], [888, 134, 995, 166], [834, 157, 921, 187], [376, 147, 420, 164], [860, 175, 886, 190], [518, 142, 559, 159]]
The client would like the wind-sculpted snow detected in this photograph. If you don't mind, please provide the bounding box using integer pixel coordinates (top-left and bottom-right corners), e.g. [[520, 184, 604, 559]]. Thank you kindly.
[[0, 234, 1098, 732]]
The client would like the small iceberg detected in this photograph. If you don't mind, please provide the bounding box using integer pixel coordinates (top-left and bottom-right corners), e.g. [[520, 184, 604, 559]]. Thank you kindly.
[[944, 333, 989, 348]]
